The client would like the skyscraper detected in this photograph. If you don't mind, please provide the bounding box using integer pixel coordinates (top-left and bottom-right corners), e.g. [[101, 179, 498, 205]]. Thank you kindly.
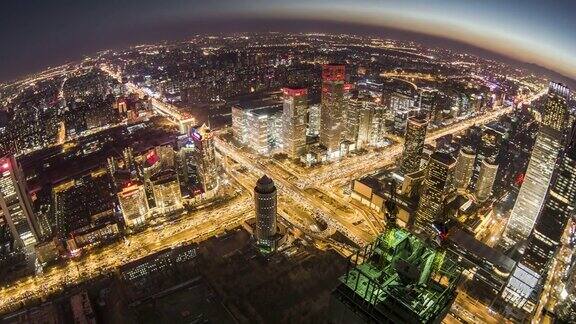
[[475, 158, 498, 202], [498, 125, 576, 320], [400, 116, 428, 175], [282, 87, 308, 159], [254, 175, 277, 250], [453, 146, 476, 191], [190, 124, 218, 192], [414, 152, 456, 231], [0, 156, 38, 248], [319, 64, 345, 158], [525, 122, 576, 272], [471, 126, 504, 186], [501, 83, 569, 249]]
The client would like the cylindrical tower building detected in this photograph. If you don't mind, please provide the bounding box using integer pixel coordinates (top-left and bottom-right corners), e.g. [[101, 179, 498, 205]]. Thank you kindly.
[[254, 175, 277, 247]]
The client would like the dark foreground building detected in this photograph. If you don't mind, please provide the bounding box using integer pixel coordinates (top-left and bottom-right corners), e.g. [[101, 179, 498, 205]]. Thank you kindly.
[[328, 228, 461, 323]]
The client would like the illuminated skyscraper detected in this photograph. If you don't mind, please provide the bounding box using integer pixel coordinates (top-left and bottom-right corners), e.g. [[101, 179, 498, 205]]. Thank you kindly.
[[118, 182, 149, 228], [471, 126, 504, 186], [0, 156, 38, 248], [282, 87, 308, 158], [453, 147, 476, 191], [400, 117, 428, 175], [475, 158, 498, 202], [319, 64, 345, 158], [414, 152, 456, 231], [502, 83, 569, 248], [190, 124, 218, 192], [542, 82, 571, 132], [498, 126, 576, 321], [254, 175, 277, 250]]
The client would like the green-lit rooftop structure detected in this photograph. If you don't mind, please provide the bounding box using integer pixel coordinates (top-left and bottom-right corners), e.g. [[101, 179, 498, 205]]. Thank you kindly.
[[329, 228, 461, 324]]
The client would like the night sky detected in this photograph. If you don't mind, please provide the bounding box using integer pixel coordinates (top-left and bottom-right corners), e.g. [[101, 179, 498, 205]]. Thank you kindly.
[[1, 0, 575, 82]]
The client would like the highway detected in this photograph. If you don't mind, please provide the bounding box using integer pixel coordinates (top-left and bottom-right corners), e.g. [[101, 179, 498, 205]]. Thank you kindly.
[[1, 67, 548, 318], [215, 137, 373, 246], [0, 194, 252, 315], [297, 105, 514, 189]]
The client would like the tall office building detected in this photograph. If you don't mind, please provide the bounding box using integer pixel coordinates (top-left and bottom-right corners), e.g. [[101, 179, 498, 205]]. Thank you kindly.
[[190, 124, 218, 192], [475, 158, 498, 202], [498, 128, 576, 320], [319, 64, 346, 158], [0, 156, 38, 248], [118, 182, 149, 228], [232, 102, 283, 155], [254, 175, 277, 250], [453, 147, 476, 191], [524, 125, 576, 272], [471, 126, 504, 186], [414, 152, 456, 231], [501, 83, 569, 249], [399, 116, 428, 175], [282, 87, 308, 158], [151, 169, 182, 214], [542, 82, 571, 132]]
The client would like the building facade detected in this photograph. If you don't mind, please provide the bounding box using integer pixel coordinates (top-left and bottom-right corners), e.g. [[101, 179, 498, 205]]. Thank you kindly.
[[118, 182, 149, 228], [0, 156, 38, 248], [282, 88, 308, 158], [475, 158, 498, 202], [453, 147, 476, 191], [414, 152, 456, 231], [319, 64, 346, 158], [501, 83, 569, 249], [151, 169, 182, 214], [190, 124, 218, 192], [400, 117, 428, 175], [254, 175, 277, 250]]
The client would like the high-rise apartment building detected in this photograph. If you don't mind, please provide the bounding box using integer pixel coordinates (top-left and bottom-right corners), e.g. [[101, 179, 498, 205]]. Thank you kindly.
[[282, 87, 308, 158], [400, 117, 428, 175], [0, 156, 38, 248], [319, 64, 345, 158], [414, 152, 456, 231], [453, 147, 476, 191]]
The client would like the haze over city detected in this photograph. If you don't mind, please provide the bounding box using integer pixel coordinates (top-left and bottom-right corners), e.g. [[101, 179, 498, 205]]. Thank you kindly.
[[1, 1, 575, 83]]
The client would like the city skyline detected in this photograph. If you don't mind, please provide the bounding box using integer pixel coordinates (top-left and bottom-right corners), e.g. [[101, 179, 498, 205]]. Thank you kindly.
[[0, 11, 575, 322], [1, 1, 576, 84]]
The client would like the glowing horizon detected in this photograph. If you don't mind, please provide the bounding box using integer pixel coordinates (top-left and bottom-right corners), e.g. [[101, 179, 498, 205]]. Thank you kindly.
[[233, 2, 575, 79]]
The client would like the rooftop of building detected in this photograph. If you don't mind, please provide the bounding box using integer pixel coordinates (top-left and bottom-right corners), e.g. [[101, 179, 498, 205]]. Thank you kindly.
[[255, 175, 276, 194], [335, 227, 461, 323], [430, 151, 456, 167], [233, 100, 283, 116], [447, 227, 515, 274]]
